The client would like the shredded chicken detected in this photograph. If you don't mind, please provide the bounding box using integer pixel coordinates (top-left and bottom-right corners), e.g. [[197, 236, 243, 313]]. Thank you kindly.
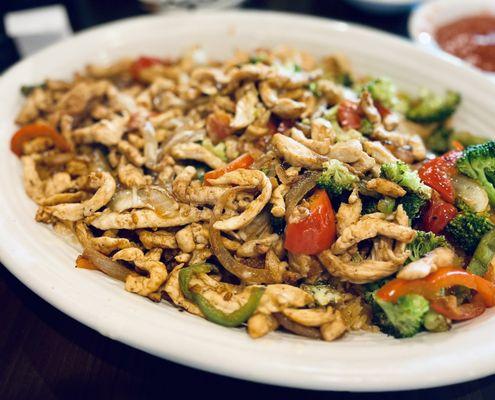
[[272, 133, 327, 169], [397, 247, 457, 280]]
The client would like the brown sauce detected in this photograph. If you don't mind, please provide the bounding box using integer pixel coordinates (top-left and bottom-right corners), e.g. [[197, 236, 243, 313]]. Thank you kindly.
[[435, 15, 495, 72]]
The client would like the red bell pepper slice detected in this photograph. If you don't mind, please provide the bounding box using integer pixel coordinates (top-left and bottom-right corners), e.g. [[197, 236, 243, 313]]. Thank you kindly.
[[11, 123, 71, 156], [422, 193, 458, 234], [419, 150, 462, 203], [377, 267, 495, 308], [204, 153, 254, 184], [337, 100, 362, 130], [284, 189, 336, 255]]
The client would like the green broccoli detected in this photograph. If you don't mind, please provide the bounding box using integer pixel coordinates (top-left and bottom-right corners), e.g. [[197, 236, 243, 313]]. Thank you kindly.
[[202, 139, 227, 162], [317, 160, 359, 197], [445, 212, 494, 253], [406, 90, 461, 124], [426, 126, 453, 154], [399, 193, 428, 220], [360, 118, 374, 136], [455, 198, 475, 213], [377, 197, 396, 214], [368, 292, 430, 338], [381, 161, 432, 199], [468, 229, 495, 276], [336, 72, 353, 87], [406, 231, 449, 264], [426, 126, 488, 154], [456, 141, 495, 206], [423, 310, 451, 332], [270, 215, 286, 235], [365, 78, 398, 109], [362, 196, 379, 214]]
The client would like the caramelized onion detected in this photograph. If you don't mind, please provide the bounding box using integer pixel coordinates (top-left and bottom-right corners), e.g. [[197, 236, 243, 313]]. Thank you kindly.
[[284, 171, 320, 222], [142, 121, 158, 167], [82, 248, 131, 282], [209, 188, 275, 284], [109, 186, 178, 215]]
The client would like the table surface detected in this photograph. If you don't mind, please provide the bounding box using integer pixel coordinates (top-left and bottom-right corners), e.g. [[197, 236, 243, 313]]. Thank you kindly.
[[1, 1, 494, 398]]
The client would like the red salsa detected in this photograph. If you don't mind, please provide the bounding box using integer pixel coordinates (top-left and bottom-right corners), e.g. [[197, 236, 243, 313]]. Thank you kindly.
[[435, 15, 495, 72]]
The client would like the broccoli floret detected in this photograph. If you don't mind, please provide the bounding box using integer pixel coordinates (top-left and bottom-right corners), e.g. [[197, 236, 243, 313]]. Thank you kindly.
[[336, 72, 353, 87], [426, 126, 488, 154], [426, 126, 453, 154], [360, 118, 374, 136], [270, 215, 286, 235], [445, 212, 494, 253], [468, 229, 495, 276], [202, 139, 227, 162], [377, 197, 396, 214], [362, 196, 379, 214], [406, 231, 449, 264], [317, 160, 359, 197], [423, 310, 451, 332], [381, 161, 432, 199], [399, 193, 428, 220], [406, 90, 461, 124], [455, 198, 475, 213], [369, 292, 430, 338], [456, 141, 495, 206], [365, 78, 398, 109]]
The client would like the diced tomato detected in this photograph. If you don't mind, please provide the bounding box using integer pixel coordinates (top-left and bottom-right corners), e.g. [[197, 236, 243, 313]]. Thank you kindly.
[[430, 294, 485, 321], [204, 153, 254, 183], [422, 193, 458, 233], [130, 56, 163, 80], [284, 189, 336, 255], [374, 101, 391, 119], [337, 100, 362, 129], [10, 123, 71, 157], [206, 111, 233, 142], [419, 150, 462, 203]]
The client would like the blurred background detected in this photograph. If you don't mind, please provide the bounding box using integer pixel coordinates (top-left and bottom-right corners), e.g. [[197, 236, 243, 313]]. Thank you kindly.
[[0, 0, 418, 73]]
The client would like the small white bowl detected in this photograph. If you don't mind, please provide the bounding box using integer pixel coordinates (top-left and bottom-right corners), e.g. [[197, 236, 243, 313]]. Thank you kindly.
[[409, 0, 495, 78]]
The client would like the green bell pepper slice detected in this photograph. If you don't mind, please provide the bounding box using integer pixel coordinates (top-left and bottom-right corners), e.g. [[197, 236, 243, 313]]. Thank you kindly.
[[179, 263, 265, 327], [468, 230, 495, 276]]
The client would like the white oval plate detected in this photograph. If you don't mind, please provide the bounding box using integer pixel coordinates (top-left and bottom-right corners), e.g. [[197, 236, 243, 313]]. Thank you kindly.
[[1, 11, 495, 392]]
